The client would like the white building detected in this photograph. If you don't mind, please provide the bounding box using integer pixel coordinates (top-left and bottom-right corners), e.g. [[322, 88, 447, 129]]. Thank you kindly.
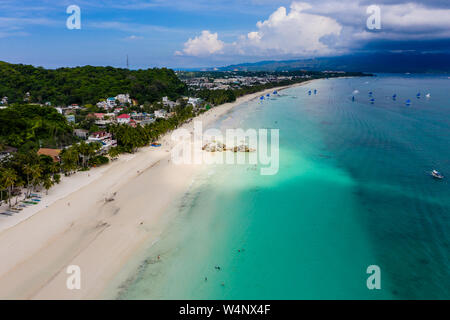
[[188, 97, 202, 107], [154, 109, 168, 119], [88, 131, 117, 154], [106, 97, 117, 108], [162, 96, 178, 110], [1, 97, 8, 105], [117, 114, 131, 124], [97, 101, 108, 109], [116, 93, 131, 104]]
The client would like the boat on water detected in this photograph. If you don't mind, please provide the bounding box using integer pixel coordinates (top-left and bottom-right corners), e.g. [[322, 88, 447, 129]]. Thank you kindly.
[[431, 170, 444, 179]]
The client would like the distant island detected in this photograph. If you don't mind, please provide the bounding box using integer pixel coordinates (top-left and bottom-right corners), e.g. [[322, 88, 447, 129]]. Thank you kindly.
[[205, 52, 450, 73]]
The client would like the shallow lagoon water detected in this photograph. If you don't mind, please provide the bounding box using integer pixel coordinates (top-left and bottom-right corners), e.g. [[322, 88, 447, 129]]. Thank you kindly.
[[116, 75, 449, 299]]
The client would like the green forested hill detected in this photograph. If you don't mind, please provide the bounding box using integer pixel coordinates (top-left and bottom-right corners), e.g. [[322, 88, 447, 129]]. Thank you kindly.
[[0, 61, 187, 106], [0, 104, 74, 151]]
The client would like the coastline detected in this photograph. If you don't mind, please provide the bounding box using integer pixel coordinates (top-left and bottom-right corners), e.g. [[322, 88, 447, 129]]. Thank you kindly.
[[0, 80, 313, 299]]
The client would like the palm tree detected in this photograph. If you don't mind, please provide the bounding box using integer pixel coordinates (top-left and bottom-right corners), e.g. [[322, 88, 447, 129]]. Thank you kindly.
[[0, 169, 5, 206], [108, 147, 120, 160], [1, 168, 18, 208], [49, 162, 60, 176], [23, 163, 33, 198], [61, 146, 79, 174], [42, 174, 53, 195], [30, 164, 43, 194]]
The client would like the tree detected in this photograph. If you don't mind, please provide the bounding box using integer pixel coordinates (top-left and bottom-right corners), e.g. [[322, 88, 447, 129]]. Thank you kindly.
[[0, 168, 18, 208], [30, 164, 43, 193], [108, 147, 120, 160], [42, 174, 54, 195], [23, 163, 33, 198], [61, 146, 78, 174]]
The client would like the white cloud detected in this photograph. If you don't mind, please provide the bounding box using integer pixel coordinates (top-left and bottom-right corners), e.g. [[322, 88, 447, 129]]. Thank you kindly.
[[176, 30, 225, 56], [236, 2, 342, 56], [176, 2, 342, 58], [124, 35, 143, 40]]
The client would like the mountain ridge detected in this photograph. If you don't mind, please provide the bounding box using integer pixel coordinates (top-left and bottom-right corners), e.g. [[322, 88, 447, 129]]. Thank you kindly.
[[210, 53, 450, 73]]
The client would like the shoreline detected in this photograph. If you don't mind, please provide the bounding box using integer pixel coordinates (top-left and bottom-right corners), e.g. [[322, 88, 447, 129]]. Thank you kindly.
[[0, 80, 314, 299]]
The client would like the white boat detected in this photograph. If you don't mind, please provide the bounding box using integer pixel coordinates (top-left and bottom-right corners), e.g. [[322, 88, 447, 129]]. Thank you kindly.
[[431, 170, 444, 179]]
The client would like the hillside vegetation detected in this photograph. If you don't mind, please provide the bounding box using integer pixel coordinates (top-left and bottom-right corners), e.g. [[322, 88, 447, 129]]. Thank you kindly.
[[0, 61, 187, 106]]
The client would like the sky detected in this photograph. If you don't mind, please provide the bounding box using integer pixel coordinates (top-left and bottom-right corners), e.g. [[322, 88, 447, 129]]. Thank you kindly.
[[1, 0, 450, 69]]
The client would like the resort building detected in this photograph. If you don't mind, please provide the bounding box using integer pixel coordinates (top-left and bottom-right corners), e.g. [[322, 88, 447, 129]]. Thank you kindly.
[[162, 96, 178, 110], [188, 97, 202, 107], [65, 114, 75, 123], [87, 113, 106, 120], [117, 114, 131, 124], [74, 129, 89, 139], [97, 101, 108, 109], [154, 109, 168, 119], [88, 131, 117, 154], [106, 97, 117, 108], [37, 148, 61, 162], [0, 146, 17, 160], [116, 93, 131, 105]]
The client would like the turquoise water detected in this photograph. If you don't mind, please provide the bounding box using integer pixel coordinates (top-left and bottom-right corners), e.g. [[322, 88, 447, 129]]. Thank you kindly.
[[116, 75, 449, 299]]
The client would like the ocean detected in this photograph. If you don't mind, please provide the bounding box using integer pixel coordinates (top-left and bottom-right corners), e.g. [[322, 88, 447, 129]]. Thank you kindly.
[[114, 74, 450, 299]]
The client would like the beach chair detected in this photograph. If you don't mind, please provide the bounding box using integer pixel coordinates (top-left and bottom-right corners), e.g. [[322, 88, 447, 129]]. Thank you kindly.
[[0, 212, 13, 216]]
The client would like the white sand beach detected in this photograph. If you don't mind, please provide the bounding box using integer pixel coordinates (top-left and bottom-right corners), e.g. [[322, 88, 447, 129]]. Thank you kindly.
[[0, 82, 309, 299]]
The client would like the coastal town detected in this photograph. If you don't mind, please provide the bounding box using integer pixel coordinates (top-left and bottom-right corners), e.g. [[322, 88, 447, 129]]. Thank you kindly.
[[0, 63, 366, 219]]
